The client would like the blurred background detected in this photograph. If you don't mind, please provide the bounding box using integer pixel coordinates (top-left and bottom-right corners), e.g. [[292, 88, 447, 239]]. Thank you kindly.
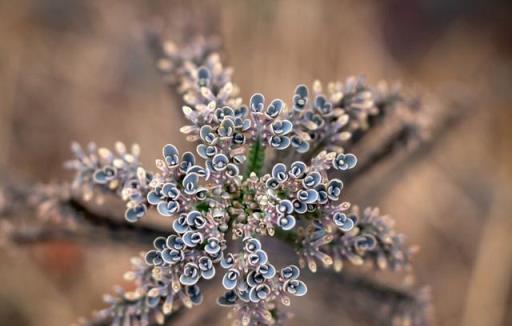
[[0, 0, 511, 325]]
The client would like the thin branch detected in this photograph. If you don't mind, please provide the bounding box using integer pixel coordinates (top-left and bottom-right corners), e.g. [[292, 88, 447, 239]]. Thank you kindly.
[[68, 198, 167, 242], [321, 270, 432, 326], [0, 183, 167, 247], [344, 95, 467, 186]]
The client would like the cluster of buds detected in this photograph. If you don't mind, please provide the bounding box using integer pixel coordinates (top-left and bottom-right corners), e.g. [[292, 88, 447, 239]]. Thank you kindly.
[[65, 36, 423, 326], [95, 255, 203, 326], [297, 206, 414, 273], [287, 79, 378, 154], [65, 142, 152, 223], [181, 91, 311, 177], [218, 238, 307, 325], [227, 151, 356, 239]]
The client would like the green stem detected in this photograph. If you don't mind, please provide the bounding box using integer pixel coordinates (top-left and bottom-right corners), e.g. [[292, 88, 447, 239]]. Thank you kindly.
[[274, 228, 301, 248], [244, 137, 265, 178]]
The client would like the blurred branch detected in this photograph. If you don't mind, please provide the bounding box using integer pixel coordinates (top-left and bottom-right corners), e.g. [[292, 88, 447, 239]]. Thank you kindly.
[[462, 109, 512, 326], [324, 271, 432, 326], [462, 198, 512, 326], [344, 93, 468, 187], [5, 225, 76, 245], [0, 182, 167, 247]]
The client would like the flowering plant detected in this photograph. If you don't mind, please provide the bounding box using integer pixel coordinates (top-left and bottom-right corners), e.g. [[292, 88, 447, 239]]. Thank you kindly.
[[1, 36, 430, 326]]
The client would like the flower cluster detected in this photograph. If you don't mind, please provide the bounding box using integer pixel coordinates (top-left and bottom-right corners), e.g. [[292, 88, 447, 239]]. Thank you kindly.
[[94, 254, 203, 326], [228, 151, 356, 238], [61, 36, 424, 326], [156, 36, 240, 110], [181, 91, 311, 176], [286, 79, 376, 154], [297, 206, 414, 273], [155, 36, 225, 94], [218, 238, 307, 325], [65, 141, 151, 223]]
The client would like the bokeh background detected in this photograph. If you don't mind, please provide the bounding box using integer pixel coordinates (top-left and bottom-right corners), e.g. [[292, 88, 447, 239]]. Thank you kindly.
[[0, 0, 511, 325]]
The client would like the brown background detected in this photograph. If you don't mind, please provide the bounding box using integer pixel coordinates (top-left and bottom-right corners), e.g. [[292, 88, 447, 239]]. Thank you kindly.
[[0, 0, 511, 325]]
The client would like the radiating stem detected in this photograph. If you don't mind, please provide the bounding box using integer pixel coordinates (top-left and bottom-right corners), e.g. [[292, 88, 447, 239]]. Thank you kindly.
[[244, 137, 265, 178]]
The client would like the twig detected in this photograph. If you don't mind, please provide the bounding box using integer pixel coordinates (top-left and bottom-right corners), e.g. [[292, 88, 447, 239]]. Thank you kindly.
[[322, 271, 431, 326], [0, 183, 167, 246], [344, 96, 466, 187], [462, 109, 512, 326]]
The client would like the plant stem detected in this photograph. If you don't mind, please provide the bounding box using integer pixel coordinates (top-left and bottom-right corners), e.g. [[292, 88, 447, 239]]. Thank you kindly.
[[244, 137, 265, 178], [273, 228, 301, 248]]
